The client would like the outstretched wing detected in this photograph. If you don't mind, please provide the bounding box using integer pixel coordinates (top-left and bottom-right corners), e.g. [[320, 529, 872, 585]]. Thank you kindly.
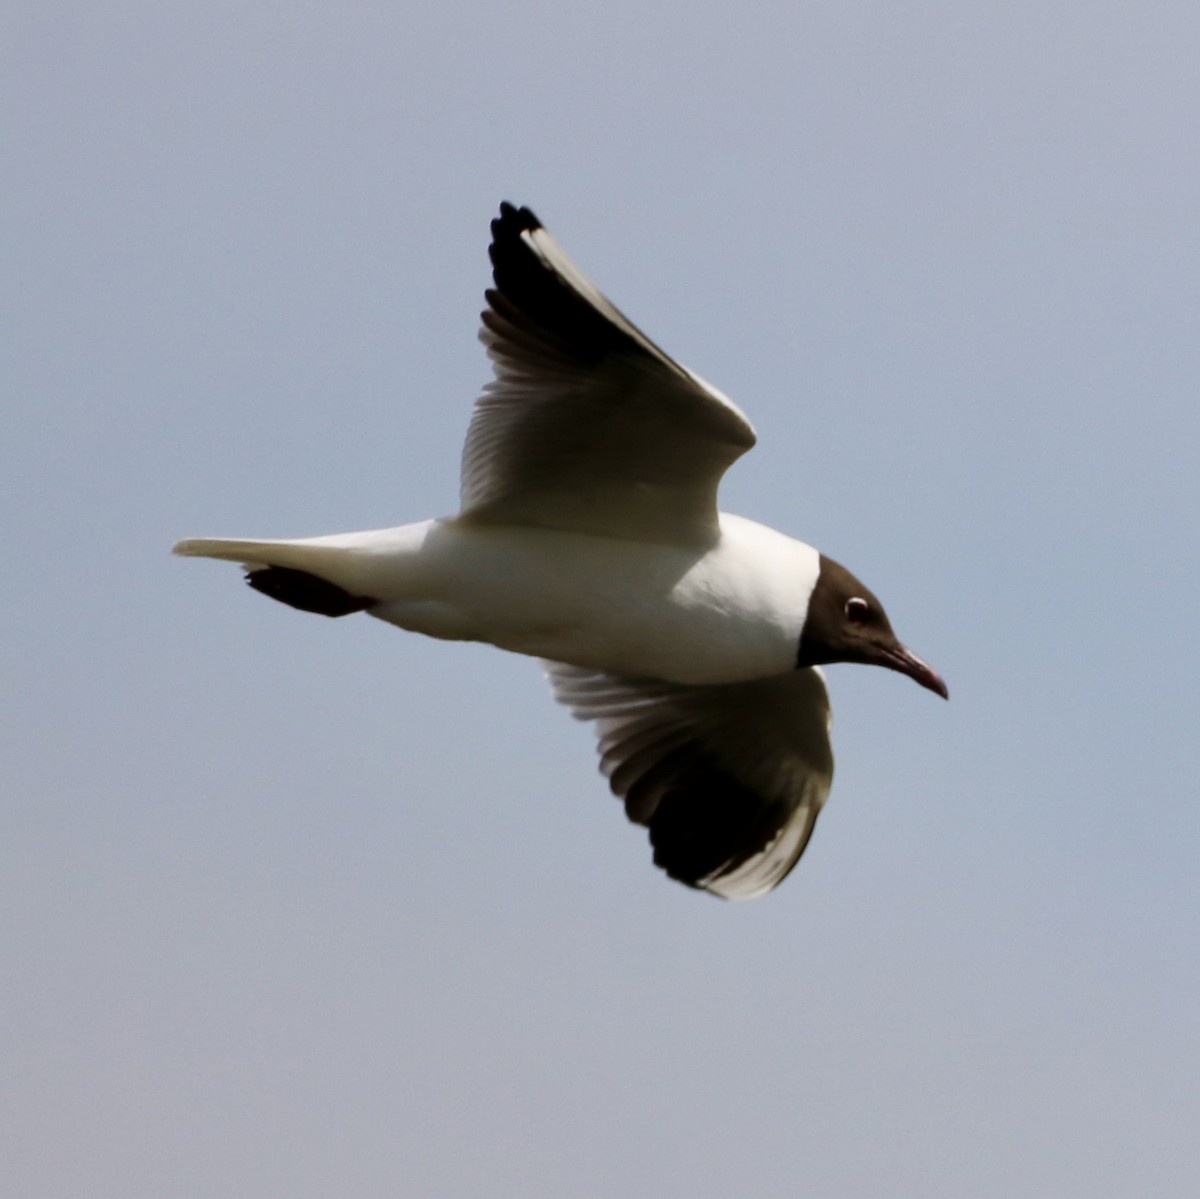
[[459, 203, 756, 544], [545, 662, 835, 900]]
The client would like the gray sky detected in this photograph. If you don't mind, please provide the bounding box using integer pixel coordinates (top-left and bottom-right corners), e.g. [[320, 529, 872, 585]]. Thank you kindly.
[[5, 3, 1199, 1196]]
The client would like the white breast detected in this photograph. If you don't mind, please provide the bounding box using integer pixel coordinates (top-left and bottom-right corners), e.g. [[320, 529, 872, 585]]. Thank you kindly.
[[366, 512, 821, 685]]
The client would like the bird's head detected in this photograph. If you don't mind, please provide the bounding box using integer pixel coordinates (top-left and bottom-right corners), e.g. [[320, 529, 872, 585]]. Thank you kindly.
[[797, 555, 948, 699]]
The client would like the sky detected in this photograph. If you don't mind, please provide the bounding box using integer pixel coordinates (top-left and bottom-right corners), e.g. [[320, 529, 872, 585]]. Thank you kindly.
[[4, 3, 1199, 1196]]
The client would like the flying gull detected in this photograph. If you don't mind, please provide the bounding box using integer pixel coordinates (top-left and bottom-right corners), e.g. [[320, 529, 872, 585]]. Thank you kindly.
[[175, 202, 948, 900]]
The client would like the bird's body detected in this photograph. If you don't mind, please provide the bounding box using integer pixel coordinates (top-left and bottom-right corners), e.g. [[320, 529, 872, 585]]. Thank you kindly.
[[176, 202, 946, 899], [182, 512, 819, 685]]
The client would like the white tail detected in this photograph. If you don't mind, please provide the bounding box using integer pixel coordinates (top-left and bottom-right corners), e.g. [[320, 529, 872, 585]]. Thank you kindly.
[[173, 524, 429, 598], [172, 532, 390, 589], [173, 537, 337, 570]]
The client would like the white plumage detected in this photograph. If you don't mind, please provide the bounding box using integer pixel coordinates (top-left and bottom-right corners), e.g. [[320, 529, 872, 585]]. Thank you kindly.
[[176, 202, 946, 899]]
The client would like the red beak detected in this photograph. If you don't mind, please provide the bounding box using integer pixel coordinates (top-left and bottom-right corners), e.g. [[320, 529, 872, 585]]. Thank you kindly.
[[879, 643, 949, 699]]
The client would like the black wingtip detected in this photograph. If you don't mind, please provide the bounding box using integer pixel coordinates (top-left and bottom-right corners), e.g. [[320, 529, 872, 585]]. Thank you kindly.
[[489, 203, 543, 272], [493, 201, 542, 239], [484, 201, 640, 366]]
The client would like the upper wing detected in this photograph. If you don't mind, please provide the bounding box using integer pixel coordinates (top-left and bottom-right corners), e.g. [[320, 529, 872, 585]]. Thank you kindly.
[[458, 203, 757, 544], [545, 662, 834, 900]]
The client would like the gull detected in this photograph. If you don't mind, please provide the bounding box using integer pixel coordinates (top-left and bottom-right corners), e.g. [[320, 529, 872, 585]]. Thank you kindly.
[[175, 202, 947, 900]]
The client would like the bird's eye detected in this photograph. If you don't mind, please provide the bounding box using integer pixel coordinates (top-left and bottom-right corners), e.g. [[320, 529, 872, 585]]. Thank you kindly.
[[845, 597, 870, 623]]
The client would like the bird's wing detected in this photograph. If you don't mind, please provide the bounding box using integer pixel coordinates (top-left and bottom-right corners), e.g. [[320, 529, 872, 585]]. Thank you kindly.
[[458, 203, 757, 544], [545, 662, 834, 900]]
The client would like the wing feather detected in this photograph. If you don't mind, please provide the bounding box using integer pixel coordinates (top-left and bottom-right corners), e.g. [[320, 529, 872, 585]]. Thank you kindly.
[[459, 204, 756, 544], [545, 662, 835, 900]]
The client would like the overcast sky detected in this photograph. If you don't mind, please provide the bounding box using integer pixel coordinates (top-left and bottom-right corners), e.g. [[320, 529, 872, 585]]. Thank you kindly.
[[5, 3, 1199, 1196]]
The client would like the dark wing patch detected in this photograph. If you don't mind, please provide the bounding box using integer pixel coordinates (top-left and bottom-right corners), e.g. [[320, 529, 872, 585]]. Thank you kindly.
[[485, 203, 672, 369], [545, 663, 834, 900], [644, 761, 808, 893], [458, 203, 757, 543]]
